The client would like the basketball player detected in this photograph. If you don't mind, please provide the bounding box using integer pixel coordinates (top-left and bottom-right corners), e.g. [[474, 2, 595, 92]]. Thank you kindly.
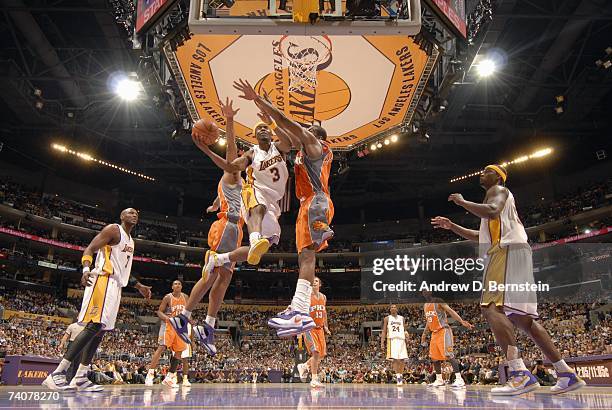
[[296, 277, 330, 388], [381, 305, 410, 385], [431, 164, 585, 395], [232, 79, 334, 335], [193, 97, 293, 272], [43, 208, 151, 392], [146, 280, 192, 387], [421, 291, 474, 388], [169, 98, 245, 355]]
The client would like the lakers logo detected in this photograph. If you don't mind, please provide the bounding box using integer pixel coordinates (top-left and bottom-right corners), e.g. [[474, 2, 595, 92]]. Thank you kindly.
[[88, 306, 99, 315], [255, 36, 351, 127]]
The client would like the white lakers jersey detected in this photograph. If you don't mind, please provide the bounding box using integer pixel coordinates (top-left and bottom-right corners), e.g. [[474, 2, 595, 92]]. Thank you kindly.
[[479, 189, 528, 246], [92, 224, 135, 287], [248, 144, 288, 202], [386, 315, 405, 339]]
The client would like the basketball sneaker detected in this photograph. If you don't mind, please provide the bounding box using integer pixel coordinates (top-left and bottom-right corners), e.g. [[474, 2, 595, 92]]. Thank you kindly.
[[451, 377, 466, 389], [247, 238, 270, 265], [427, 378, 446, 388], [162, 374, 179, 389], [310, 378, 325, 389], [168, 313, 191, 344], [297, 363, 309, 382], [193, 323, 217, 356], [42, 371, 77, 391], [145, 370, 155, 386], [491, 370, 540, 396], [312, 221, 334, 243], [202, 250, 218, 277], [69, 376, 104, 392], [550, 372, 586, 394], [268, 308, 315, 334]]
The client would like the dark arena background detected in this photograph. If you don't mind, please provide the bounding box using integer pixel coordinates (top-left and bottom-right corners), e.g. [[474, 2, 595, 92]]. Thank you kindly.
[[0, 0, 611, 409]]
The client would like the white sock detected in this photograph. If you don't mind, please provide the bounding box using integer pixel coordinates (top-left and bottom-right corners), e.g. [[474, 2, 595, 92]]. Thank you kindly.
[[54, 359, 71, 373], [508, 358, 528, 372], [75, 364, 89, 378], [205, 315, 216, 327], [183, 375, 188, 380], [147, 369, 155, 375], [182, 309, 192, 319], [249, 232, 261, 245], [216, 253, 230, 266], [291, 279, 311, 313], [552, 359, 572, 373], [455, 372, 463, 381]]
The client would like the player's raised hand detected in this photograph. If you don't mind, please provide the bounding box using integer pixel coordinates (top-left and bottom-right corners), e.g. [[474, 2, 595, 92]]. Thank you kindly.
[[136, 282, 152, 299], [219, 97, 239, 118], [206, 204, 219, 213], [448, 193, 465, 205], [431, 216, 452, 230], [257, 111, 273, 126], [233, 79, 258, 101], [461, 320, 475, 330]]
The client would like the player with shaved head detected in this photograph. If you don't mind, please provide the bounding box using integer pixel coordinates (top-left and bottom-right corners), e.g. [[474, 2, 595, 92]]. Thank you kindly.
[[43, 208, 151, 392]]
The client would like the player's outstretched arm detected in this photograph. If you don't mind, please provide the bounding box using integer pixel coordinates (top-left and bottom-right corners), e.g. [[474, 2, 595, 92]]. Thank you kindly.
[[193, 133, 251, 173], [430, 216, 479, 241], [219, 97, 239, 162], [440, 304, 474, 329], [448, 186, 509, 219], [257, 110, 296, 154], [233, 79, 322, 158]]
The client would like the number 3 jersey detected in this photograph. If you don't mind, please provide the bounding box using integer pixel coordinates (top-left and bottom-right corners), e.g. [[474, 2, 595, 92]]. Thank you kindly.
[[387, 315, 405, 339], [248, 144, 289, 208]]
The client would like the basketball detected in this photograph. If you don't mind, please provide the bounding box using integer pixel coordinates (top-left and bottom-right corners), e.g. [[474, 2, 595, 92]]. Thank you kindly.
[[192, 119, 219, 145]]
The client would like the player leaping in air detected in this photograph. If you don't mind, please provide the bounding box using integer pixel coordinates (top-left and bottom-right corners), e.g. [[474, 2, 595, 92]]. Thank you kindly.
[[231, 79, 334, 336]]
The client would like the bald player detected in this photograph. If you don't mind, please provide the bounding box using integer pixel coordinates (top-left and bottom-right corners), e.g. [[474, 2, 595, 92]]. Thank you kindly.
[[43, 208, 152, 392], [432, 164, 585, 395]]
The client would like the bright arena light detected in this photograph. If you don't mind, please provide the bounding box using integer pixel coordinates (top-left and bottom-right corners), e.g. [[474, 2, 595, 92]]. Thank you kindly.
[[370, 144, 377, 151], [391, 135, 398, 143], [450, 147, 553, 183], [114, 78, 142, 101], [52, 143, 154, 181], [477, 59, 497, 77], [218, 137, 227, 146], [377, 142, 382, 148], [384, 139, 390, 145]]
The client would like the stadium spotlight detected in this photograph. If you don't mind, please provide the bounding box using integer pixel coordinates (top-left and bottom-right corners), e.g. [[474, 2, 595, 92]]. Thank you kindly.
[[377, 142, 383, 149], [384, 139, 390, 145], [477, 59, 496, 77], [218, 137, 227, 146], [370, 144, 377, 151], [114, 78, 142, 101], [391, 134, 398, 143]]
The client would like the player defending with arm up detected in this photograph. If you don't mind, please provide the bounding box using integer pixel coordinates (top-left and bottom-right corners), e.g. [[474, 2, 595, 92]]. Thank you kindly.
[[232, 79, 334, 336]]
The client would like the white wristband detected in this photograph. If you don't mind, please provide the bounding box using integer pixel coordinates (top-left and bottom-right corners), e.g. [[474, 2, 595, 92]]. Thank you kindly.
[[83, 266, 90, 273]]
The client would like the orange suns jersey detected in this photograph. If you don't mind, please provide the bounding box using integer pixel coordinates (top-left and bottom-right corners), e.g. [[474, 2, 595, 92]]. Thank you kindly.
[[310, 292, 327, 328], [425, 303, 448, 332], [165, 293, 187, 318], [215, 179, 242, 223], [294, 142, 333, 200]]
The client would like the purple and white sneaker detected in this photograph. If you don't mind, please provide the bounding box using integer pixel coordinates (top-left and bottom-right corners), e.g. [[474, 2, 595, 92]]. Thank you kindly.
[[168, 313, 191, 344], [550, 372, 586, 394], [69, 376, 104, 392], [269, 309, 315, 336], [193, 323, 217, 356], [42, 371, 77, 391], [491, 370, 540, 396]]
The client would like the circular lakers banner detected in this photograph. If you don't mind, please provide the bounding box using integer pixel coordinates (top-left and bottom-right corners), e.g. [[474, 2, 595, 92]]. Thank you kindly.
[[169, 34, 435, 150]]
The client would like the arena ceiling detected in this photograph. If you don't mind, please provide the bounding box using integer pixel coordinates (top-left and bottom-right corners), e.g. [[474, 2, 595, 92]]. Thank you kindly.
[[0, 0, 611, 220]]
